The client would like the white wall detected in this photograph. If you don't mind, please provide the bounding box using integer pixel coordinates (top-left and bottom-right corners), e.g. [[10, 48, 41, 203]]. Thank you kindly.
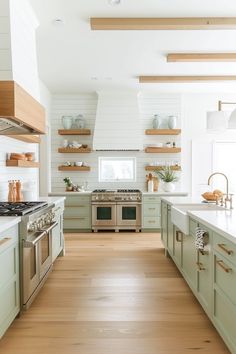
[[181, 93, 236, 195], [50, 93, 182, 192]]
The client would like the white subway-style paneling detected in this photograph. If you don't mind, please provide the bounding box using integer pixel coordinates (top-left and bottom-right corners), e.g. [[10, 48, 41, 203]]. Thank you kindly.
[[51, 93, 182, 192]]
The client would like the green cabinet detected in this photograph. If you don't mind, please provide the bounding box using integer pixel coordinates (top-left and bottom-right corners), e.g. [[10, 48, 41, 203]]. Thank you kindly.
[[167, 205, 174, 256], [142, 195, 161, 230], [0, 224, 20, 338], [52, 200, 65, 262], [56, 194, 92, 231], [182, 232, 196, 291], [173, 226, 183, 268], [161, 201, 167, 247]]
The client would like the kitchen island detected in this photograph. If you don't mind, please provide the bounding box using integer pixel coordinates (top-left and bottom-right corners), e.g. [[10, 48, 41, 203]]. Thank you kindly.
[[161, 196, 236, 354]]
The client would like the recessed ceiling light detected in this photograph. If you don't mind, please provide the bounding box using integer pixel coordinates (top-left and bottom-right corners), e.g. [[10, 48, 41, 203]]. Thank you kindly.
[[52, 18, 65, 26], [108, 0, 121, 5]]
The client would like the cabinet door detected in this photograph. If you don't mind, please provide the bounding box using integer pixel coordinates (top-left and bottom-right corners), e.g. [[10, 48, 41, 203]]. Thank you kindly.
[[173, 226, 183, 269], [161, 202, 167, 247], [167, 207, 174, 256], [182, 233, 197, 291], [52, 220, 62, 262]]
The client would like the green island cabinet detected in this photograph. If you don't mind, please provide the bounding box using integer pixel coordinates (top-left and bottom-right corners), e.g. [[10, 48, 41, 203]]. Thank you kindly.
[[64, 194, 91, 232], [52, 200, 65, 262], [0, 224, 20, 338], [161, 201, 236, 353], [142, 195, 161, 231]]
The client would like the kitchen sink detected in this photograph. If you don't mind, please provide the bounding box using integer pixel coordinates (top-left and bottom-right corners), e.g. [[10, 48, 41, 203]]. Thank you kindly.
[[171, 203, 225, 234]]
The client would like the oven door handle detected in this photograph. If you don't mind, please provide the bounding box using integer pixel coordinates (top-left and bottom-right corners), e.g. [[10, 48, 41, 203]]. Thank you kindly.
[[39, 221, 58, 234], [24, 231, 47, 248]]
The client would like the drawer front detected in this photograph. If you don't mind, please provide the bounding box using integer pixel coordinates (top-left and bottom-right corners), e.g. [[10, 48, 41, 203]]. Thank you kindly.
[[64, 217, 91, 229], [0, 279, 19, 337], [213, 232, 236, 265], [143, 203, 161, 217], [143, 196, 161, 203], [0, 226, 18, 253], [189, 218, 198, 236], [214, 254, 236, 306], [65, 196, 90, 206], [182, 234, 197, 290], [143, 216, 161, 229], [197, 249, 211, 310], [0, 243, 18, 289], [214, 289, 236, 349], [64, 205, 91, 218]]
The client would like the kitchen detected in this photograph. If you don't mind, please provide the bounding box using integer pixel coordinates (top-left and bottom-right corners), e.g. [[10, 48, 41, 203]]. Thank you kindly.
[[0, 0, 236, 353]]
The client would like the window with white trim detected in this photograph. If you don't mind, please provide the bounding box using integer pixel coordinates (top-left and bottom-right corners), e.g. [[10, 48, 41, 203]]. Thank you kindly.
[[98, 157, 136, 182]]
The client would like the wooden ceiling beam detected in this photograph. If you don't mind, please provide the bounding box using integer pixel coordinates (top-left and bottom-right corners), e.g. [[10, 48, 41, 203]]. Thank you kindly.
[[90, 17, 236, 30], [139, 76, 236, 83], [167, 53, 236, 62]]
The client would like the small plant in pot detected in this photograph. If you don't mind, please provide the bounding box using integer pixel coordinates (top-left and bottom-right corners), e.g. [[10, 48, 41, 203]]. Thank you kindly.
[[154, 166, 178, 192], [63, 177, 73, 191]]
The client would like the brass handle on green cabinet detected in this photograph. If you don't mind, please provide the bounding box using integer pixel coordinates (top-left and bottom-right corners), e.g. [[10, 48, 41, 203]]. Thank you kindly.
[[0, 237, 11, 247], [176, 230, 183, 242], [148, 207, 156, 210], [148, 220, 156, 223], [218, 243, 233, 255], [216, 260, 232, 273], [196, 262, 205, 271]]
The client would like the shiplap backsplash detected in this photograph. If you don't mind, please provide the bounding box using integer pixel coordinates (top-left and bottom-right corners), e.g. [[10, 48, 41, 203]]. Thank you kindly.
[[0, 136, 39, 200], [51, 93, 182, 192]]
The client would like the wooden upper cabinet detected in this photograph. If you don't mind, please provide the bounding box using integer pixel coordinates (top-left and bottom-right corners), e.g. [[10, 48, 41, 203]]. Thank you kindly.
[[0, 81, 46, 134]]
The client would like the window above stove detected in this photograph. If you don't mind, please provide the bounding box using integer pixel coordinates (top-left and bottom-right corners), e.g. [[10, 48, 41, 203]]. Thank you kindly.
[[98, 157, 136, 183]]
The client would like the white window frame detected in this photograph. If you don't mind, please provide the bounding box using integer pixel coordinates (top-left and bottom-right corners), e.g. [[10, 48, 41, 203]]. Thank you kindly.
[[98, 157, 136, 183]]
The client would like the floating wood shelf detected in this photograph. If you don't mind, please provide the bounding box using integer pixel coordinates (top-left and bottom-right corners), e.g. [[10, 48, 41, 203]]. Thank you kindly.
[[58, 129, 91, 135], [58, 166, 90, 171], [145, 165, 181, 171], [145, 129, 181, 135], [139, 75, 236, 83], [6, 160, 40, 168], [58, 147, 91, 153], [167, 53, 236, 62], [145, 147, 181, 153], [7, 135, 41, 143]]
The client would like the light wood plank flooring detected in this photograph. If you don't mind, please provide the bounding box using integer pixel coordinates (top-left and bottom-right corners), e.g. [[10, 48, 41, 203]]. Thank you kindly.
[[0, 232, 229, 354]]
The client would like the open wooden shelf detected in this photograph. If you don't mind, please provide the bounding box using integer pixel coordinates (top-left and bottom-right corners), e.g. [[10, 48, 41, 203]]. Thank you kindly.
[[6, 160, 40, 168], [145, 147, 181, 153], [58, 129, 91, 135], [7, 135, 41, 143], [145, 165, 181, 171], [58, 147, 91, 153], [145, 129, 181, 135], [58, 166, 90, 171]]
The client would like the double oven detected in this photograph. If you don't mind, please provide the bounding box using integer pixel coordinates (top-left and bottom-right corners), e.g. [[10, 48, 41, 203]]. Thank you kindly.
[[92, 189, 142, 232]]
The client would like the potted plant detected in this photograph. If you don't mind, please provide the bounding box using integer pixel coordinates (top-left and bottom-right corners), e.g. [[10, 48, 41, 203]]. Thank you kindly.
[[63, 177, 73, 191], [154, 166, 178, 192]]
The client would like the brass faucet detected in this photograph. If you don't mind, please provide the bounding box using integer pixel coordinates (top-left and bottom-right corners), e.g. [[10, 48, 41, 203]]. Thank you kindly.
[[207, 172, 233, 209]]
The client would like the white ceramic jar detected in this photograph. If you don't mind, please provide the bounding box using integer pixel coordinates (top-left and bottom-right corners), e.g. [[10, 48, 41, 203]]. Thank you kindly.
[[168, 116, 177, 129]]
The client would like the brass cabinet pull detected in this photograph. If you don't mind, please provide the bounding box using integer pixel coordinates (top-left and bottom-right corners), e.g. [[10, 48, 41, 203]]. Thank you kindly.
[[196, 262, 205, 271], [218, 243, 233, 255], [176, 230, 183, 242], [148, 207, 156, 210], [0, 237, 11, 247], [216, 260, 232, 273], [148, 220, 156, 223]]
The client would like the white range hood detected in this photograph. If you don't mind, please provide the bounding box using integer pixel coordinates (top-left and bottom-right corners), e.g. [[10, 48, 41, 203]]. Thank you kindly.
[[93, 91, 142, 151]]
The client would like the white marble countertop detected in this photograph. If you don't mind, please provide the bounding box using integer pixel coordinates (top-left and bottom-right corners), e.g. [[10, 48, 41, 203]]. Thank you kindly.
[[143, 191, 188, 196], [0, 217, 21, 233], [161, 196, 203, 205], [49, 192, 92, 196], [188, 209, 236, 244]]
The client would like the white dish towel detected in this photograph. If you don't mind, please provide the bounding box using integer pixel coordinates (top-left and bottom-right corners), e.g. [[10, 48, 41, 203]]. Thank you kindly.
[[195, 227, 208, 251]]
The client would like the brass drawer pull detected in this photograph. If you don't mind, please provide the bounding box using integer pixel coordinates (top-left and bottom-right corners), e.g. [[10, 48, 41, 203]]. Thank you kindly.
[[196, 262, 205, 271], [148, 208, 156, 210], [176, 230, 183, 242], [218, 243, 233, 255], [148, 220, 156, 223], [0, 237, 11, 246], [216, 260, 232, 273]]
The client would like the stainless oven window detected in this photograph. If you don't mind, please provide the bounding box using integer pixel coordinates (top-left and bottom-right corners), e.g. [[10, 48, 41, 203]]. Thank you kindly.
[[30, 246, 37, 280], [122, 206, 136, 220], [97, 206, 112, 220], [41, 233, 50, 264]]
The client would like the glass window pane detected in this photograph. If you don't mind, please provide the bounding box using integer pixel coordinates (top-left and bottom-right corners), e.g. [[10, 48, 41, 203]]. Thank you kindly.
[[99, 157, 136, 182]]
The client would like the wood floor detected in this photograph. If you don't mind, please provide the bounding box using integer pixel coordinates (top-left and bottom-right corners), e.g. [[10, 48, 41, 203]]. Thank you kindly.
[[0, 232, 230, 354]]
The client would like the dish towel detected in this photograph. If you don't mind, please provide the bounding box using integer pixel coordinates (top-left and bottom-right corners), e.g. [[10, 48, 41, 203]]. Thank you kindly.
[[195, 227, 208, 251]]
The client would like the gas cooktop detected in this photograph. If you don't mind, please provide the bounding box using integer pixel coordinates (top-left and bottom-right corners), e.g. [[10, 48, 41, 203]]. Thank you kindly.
[[0, 201, 48, 216]]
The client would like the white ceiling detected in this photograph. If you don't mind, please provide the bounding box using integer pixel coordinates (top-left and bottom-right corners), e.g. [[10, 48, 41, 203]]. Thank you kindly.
[[29, 0, 236, 94]]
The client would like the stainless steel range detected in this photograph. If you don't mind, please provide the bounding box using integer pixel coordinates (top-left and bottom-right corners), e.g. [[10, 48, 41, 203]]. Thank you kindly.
[[91, 189, 142, 232], [0, 201, 58, 310]]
